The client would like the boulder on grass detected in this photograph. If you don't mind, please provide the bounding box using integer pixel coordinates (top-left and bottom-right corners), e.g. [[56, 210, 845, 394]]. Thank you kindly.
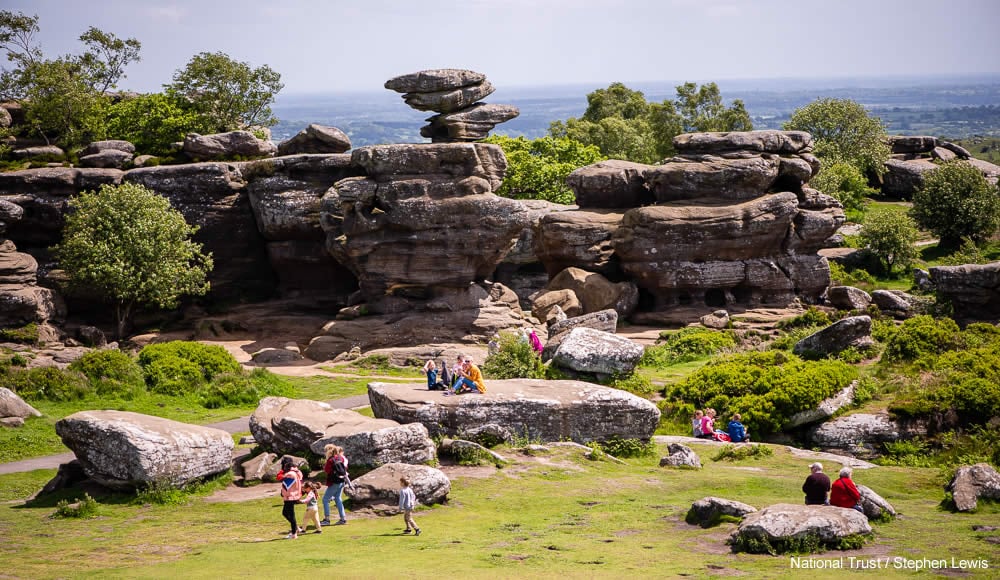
[[793, 316, 874, 358], [345, 462, 450, 512], [730, 503, 872, 553], [659, 443, 701, 468], [55, 410, 233, 490], [947, 463, 1000, 512], [857, 484, 897, 520], [686, 496, 756, 527], [0, 386, 41, 419]]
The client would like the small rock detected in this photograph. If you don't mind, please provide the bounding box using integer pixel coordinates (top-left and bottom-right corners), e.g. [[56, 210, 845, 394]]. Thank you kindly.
[[659, 443, 702, 468]]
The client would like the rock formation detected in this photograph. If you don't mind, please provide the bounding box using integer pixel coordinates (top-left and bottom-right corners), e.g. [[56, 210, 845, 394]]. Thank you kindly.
[[0, 386, 41, 428], [384, 69, 519, 142], [882, 135, 1000, 198], [793, 315, 874, 358], [659, 443, 702, 468], [548, 327, 644, 379], [0, 198, 65, 328], [345, 462, 451, 511], [55, 410, 233, 490], [946, 463, 1000, 512], [930, 262, 1000, 323], [277, 124, 351, 156], [731, 503, 871, 552], [367, 378, 660, 443], [182, 130, 277, 161]]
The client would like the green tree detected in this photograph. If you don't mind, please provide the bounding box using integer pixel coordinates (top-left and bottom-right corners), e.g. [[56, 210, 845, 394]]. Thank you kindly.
[[0, 10, 42, 100], [910, 161, 1000, 248], [54, 183, 213, 339], [104, 93, 207, 155], [784, 98, 890, 177], [483, 135, 605, 204], [76, 27, 142, 94], [810, 162, 876, 219], [859, 207, 919, 275], [165, 51, 283, 132], [549, 81, 751, 164]]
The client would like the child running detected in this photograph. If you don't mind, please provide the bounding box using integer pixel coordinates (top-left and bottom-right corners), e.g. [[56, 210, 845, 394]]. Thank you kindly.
[[300, 481, 323, 533], [399, 476, 420, 536]]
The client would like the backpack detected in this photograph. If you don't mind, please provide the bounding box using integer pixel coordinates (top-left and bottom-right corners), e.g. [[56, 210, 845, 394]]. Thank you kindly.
[[331, 458, 348, 483]]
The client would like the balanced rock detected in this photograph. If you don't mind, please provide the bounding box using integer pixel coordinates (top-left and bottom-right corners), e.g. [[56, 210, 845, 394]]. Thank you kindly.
[[686, 496, 756, 527], [368, 379, 660, 443], [402, 81, 495, 114], [549, 327, 644, 378], [277, 124, 351, 155], [345, 462, 450, 511], [731, 503, 871, 553], [421, 103, 520, 142], [385, 69, 486, 93], [659, 443, 702, 468], [793, 315, 874, 358], [946, 463, 1000, 512], [55, 410, 233, 489], [183, 131, 277, 160]]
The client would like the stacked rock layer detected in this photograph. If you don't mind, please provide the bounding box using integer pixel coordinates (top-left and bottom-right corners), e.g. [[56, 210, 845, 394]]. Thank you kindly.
[[384, 69, 519, 142], [540, 130, 843, 310]]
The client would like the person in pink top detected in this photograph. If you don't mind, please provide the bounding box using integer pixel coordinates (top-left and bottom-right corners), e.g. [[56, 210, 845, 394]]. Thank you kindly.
[[277, 456, 303, 539], [698, 408, 716, 439]]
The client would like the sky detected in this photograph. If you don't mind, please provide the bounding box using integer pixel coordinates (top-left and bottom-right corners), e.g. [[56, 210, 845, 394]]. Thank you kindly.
[[2, 0, 999, 95]]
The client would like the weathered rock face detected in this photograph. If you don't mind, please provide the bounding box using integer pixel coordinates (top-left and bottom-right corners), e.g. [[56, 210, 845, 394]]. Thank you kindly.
[[686, 496, 756, 526], [673, 131, 814, 155], [0, 205, 66, 327], [645, 155, 781, 202], [870, 289, 916, 318], [807, 413, 903, 452], [124, 162, 274, 300], [0, 386, 41, 420], [659, 443, 702, 468], [277, 124, 351, 156], [785, 381, 857, 428], [534, 209, 624, 278], [567, 160, 654, 208], [882, 158, 937, 198], [55, 410, 233, 489], [731, 503, 871, 551], [542, 267, 638, 319], [826, 286, 872, 311], [385, 69, 517, 142], [320, 143, 528, 303], [79, 149, 133, 169], [368, 379, 660, 443], [930, 263, 1000, 322], [549, 327, 644, 378], [946, 463, 1000, 512], [793, 316, 874, 358], [345, 462, 450, 511], [249, 397, 436, 467], [183, 131, 277, 161], [83, 140, 135, 156], [857, 484, 896, 520], [13, 145, 64, 160]]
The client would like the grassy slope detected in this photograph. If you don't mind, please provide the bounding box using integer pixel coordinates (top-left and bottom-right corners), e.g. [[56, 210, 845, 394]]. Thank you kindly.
[[1, 445, 996, 578]]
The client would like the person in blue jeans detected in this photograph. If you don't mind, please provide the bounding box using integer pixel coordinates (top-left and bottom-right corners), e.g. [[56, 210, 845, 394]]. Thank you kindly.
[[321, 444, 351, 525]]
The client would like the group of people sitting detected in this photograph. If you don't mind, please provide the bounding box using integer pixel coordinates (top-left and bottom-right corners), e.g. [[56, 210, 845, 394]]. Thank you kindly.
[[802, 462, 865, 512], [421, 355, 486, 395], [692, 408, 749, 443]]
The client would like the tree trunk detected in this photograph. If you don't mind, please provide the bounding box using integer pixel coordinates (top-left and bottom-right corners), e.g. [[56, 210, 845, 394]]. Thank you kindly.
[[114, 302, 134, 340]]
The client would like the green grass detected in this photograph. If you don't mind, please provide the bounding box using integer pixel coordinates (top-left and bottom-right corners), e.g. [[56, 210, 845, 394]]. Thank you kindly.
[[0, 445, 996, 578], [0, 374, 370, 463]]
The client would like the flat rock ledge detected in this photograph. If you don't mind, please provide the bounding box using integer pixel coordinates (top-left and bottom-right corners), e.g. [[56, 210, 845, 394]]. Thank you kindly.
[[367, 379, 660, 443], [55, 410, 233, 490], [730, 503, 872, 553]]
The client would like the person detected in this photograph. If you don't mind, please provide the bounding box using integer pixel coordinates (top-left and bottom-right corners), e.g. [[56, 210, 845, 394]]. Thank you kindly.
[[802, 462, 832, 506], [830, 466, 863, 512], [321, 444, 350, 526], [692, 410, 704, 438], [399, 476, 420, 536], [300, 481, 323, 533], [528, 329, 543, 354], [277, 457, 303, 539], [421, 359, 438, 390], [442, 354, 466, 396], [454, 356, 487, 394], [487, 334, 500, 355], [518, 327, 529, 343], [698, 409, 716, 439], [727, 413, 750, 443]]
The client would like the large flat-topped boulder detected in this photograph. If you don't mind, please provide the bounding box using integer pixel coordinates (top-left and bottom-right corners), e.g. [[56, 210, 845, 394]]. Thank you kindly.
[[367, 379, 660, 443], [645, 155, 780, 202], [349, 143, 507, 188], [566, 160, 654, 209], [731, 503, 871, 553], [55, 410, 233, 490], [249, 396, 435, 466], [385, 69, 486, 93], [673, 130, 813, 155], [183, 130, 277, 160]]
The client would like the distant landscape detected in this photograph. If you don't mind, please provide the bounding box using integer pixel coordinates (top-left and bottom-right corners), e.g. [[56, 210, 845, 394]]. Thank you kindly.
[[271, 74, 1000, 148]]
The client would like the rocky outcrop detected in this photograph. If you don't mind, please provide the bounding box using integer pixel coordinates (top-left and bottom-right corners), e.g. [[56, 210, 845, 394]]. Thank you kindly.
[[248, 397, 436, 467], [367, 379, 660, 443], [686, 496, 756, 526], [385, 69, 518, 142], [182, 131, 277, 161], [55, 410, 233, 490], [549, 327, 644, 378], [882, 158, 938, 198], [946, 463, 1000, 512], [345, 462, 450, 511], [540, 267, 639, 319], [659, 443, 702, 468], [0, 198, 66, 327], [881, 137, 998, 197], [826, 286, 872, 311], [566, 160, 654, 208], [731, 503, 871, 552], [277, 124, 351, 156], [793, 316, 874, 358], [930, 263, 1000, 323], [534, 209, 624, 277]]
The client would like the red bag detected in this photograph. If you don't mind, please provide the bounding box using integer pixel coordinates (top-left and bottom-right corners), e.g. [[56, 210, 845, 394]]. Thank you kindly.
[[712, 431, 731, 442]]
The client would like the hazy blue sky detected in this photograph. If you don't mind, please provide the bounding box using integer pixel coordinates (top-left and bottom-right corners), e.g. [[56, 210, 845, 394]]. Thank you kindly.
[[3, 0, 999, 94]]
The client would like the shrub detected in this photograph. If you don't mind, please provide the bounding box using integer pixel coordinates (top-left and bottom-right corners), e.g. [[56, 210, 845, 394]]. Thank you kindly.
[[859, 208, 920, 275], [482, 332, 545, 379], [142, 356, 206, 396], [711, 444, 773, 462], [778, 307, 831, 330], [880, 315, 961, 364], [53, 493, 99, 519], [640, 327, 736, 367], [0, 322, 40, 345], [607, 372, 655, 395], [199, 368, 291, 409], [911, 160, 1000, 248], [0, 366, 90, 401], [597, 437, 656, 458], [828, 261, 876, 290], [350, 354, 393, 372], [139, 341, 241, 385], [810, 162, 874, 217], [68, 349, 145, 398], [670, 351, 858, 436], [940, 237, 992, 266], [103, 93, 208, 156]]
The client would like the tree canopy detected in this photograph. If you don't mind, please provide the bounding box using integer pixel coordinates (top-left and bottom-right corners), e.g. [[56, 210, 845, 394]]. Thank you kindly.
[[482, 135, 605, 205], [859, 207, 919, 275], [165, 51, 283, 132], [784, 97, 890, 177], [54, 182, 213, 338], [910, 161, 1000, 248], [549, 82, 751, 164]]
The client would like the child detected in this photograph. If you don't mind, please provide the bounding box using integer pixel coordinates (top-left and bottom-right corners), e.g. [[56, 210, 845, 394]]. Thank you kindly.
[[528, 329, 543, 354], [300, 481, 323, 533], [421, 359, 438, 390], [698, 409, 716, 439], [443, 355, 465, 396], [727, 413, 750, 443], [277, 457, 303, 539], [398, 477, 420, 536], [692, 410, 704, 437]]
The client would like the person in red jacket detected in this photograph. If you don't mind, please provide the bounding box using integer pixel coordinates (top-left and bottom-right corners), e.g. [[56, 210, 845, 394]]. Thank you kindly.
[[830, 466, 863, 513]]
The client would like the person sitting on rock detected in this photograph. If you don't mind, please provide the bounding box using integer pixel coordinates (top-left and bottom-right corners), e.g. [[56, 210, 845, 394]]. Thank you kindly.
[[830, 466, 863, 513], [454, 356, 487, 394], [692, 410, 704, 438], [802, 462, 831, 506], [697, 408, 716, 439], [726, 413, 750, 443], [443, 355, 466, 396], [421, 359, 438, 390]]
